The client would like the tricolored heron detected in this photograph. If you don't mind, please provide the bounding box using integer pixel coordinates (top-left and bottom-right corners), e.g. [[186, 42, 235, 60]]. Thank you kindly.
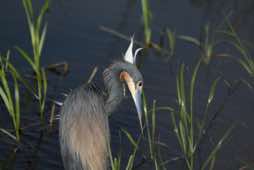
[[59, 38, 144, 170]]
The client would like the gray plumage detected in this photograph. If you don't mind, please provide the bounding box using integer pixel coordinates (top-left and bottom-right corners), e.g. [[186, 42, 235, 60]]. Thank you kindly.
[[59, 61, 143, 170]]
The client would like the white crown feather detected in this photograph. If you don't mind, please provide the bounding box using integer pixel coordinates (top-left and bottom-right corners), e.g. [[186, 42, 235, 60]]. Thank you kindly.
[[123, 37, 142, 64]]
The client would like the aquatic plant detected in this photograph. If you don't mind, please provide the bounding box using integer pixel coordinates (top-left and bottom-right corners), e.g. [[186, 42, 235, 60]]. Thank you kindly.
[[170, 60, 232, 170], [16, 0, 49, 122], [141, 0, 152, 45], [179, 24, 218, 64], [109, 130, 141, 170], [222, 20, 254, 78], [0, 52, 21, 141], [166, 28, 176, 58], [142, 94, 165, 170]]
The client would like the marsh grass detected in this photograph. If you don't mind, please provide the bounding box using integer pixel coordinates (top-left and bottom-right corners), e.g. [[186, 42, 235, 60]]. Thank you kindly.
[[109, 130, 141, 170], [179, 24, 222, 64], [221, 20, 254, 78], [142, 94, 164, 170], [0, 0, 50, 144], [170, 60, 232, 170], [16, 0, 49, 122], [0, 52, 21, 141], [141, 0, 152, 45], [166, 28, 176, 58]]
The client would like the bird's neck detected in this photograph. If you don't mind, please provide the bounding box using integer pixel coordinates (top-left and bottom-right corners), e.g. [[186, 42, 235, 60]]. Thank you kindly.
[[103, 63, 124, 114]]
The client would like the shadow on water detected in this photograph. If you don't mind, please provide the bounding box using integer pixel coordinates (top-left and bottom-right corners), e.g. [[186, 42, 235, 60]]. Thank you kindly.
[[0, 0, 254, 169]]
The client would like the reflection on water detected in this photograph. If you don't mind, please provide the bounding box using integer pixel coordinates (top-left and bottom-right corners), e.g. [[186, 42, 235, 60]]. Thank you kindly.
[[0, 0, 254, 169]]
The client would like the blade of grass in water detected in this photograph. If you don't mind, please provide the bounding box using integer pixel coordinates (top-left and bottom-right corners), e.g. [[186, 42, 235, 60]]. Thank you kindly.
[[217, 17, 254, 79], [109, 129, 142, 170], [171, 60, 230, 170], [141, 0, 152, 45], [17, 0, 49, 122], [179, 24, 218, 64], [142, 91, 153, 157], [201, 126, 233, 170], [0, 53, 21, 141], [166, 28, 176, 57], [0, 128, 17, 141]]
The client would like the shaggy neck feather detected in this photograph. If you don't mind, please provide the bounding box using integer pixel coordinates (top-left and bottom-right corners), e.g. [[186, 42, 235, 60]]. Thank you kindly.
[[103, 63, 124, 114]]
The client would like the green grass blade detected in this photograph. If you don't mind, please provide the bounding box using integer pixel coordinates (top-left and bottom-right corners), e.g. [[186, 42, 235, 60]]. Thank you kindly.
[[179, 35, 201, 47], [0, 128, 17, 141], [36, 0, 49, 33], [179, 121, 187, 154], [141, 0, 152, 44], [179, 64, 188, 125], [7, 62, 36, 97], [166, 28, 176, 56], [22, 0, 33, 28], [0, 87, 12, 116], [190, 60, 201, 115], [122, 129, 138, 148], [201, 126, 233, 170], [207, 77, 220, 107], [0, 73, 14, 115], [22, 0, 33, 17], [38, 24, 47, 57], [209, 156, 216, 170], [125, 155, 135, 170], [171, 111, 182, 148], [13, 74, 20, 140], [42, 68, 47, 111], [15, 47, 36, 71], [152, 100, 156, 143]]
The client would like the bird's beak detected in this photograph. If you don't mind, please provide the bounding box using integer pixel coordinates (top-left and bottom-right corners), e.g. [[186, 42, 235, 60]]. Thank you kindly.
[[120, 71, 143, 129], [131, 88, 143, 129]]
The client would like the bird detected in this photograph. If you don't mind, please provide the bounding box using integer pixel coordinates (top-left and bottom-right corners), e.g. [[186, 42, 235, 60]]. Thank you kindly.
[[59, 38, 144, 170]]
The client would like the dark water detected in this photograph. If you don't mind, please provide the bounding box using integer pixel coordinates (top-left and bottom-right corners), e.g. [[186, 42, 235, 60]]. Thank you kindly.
[[0, 0, 254, 169]]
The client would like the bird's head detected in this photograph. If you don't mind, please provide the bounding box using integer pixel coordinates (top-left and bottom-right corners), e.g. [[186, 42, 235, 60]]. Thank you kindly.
[[103, 37, 144, 128], [119, 37, 143, 129]]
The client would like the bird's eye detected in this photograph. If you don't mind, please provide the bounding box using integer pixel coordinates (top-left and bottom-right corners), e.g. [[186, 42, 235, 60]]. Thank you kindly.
[[137, 81, 143, 88]]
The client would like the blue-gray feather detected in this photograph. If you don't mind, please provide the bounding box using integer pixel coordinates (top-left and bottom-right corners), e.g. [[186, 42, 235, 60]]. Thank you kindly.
[[59, 61, 143, 170]]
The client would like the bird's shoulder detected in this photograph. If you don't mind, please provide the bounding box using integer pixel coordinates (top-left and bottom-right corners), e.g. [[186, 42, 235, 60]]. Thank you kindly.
[[81, 82, 104, 95], [67, 82, 106, 100]]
